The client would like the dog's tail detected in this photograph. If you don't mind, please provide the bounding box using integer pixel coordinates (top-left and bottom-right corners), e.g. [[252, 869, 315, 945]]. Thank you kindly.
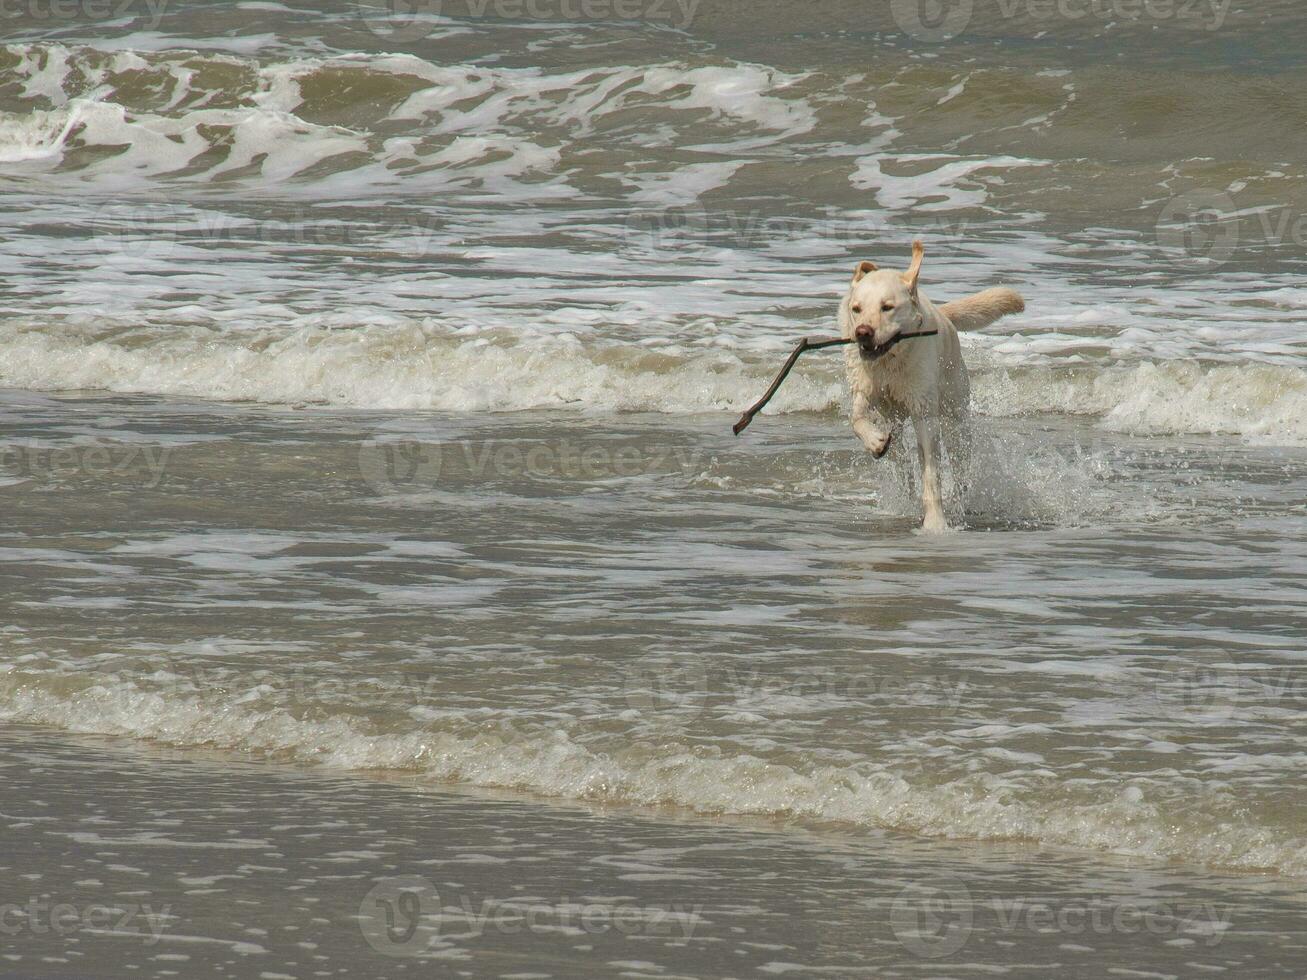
[[938, 287, 1025, 332]]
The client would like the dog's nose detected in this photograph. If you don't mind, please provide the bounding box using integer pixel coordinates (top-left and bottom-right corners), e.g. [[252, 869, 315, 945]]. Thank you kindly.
[[854, 324, 873, 339]]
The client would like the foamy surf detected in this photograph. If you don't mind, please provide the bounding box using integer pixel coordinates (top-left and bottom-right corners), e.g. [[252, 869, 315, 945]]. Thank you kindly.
[[0, 670, 1302, 877], [3, 318, 1305, 445], [972, 359, 1307, 446], [3, 3, 1307, 977], [0, 42, 818, 193]]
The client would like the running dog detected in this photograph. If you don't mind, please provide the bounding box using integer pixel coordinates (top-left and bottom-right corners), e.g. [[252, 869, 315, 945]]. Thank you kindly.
[[841, 241, 1024, 531]]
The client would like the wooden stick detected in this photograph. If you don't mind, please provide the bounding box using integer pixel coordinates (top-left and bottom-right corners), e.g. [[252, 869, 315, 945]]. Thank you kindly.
[[732, 336, 848, 435], [732, 330, 938, 436]]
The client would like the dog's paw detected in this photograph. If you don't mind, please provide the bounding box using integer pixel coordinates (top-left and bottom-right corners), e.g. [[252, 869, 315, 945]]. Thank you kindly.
[[868, 431, 892, 459], [921, 511, 949, 534]]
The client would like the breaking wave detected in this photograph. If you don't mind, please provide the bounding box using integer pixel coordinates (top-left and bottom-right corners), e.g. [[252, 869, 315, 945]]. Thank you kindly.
[[3, 318, 1305, 444], [0, 669, 1302, 876]]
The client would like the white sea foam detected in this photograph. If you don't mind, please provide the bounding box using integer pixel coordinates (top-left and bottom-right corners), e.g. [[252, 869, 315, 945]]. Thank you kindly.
[[0, 673, 1302, 876], [2, 319, 1304, 445], [0, 43, 820, 193], [851, 153, 1048, 211], [0, 319, 843, 414], [972, 359, 1307, 445], [0, 105, 84, 164]]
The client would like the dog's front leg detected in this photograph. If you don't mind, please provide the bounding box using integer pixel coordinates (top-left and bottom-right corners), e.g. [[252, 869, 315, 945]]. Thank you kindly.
[[914, 416, 948, 532], [851, 392, 893, 459]]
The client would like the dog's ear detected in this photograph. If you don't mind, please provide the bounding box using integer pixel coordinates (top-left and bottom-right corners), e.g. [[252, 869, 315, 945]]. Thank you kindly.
[[851, 260, 877, 284], [902, 240, 924, 296]]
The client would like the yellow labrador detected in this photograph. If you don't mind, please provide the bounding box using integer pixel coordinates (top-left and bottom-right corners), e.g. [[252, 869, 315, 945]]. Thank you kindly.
[[841, 241, 1024, 531]]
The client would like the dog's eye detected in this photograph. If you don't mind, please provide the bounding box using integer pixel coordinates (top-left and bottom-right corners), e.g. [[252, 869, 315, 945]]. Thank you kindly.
[[850, 305, 862, 314], [881, 302, 895, 312]]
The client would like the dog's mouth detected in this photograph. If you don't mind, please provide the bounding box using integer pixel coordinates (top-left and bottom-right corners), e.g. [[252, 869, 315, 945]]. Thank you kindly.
[[857, 334, 897, 360]]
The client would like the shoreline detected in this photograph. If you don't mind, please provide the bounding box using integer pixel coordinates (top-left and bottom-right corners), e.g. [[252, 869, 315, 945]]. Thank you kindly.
[[3, 722, 1303, 976]]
